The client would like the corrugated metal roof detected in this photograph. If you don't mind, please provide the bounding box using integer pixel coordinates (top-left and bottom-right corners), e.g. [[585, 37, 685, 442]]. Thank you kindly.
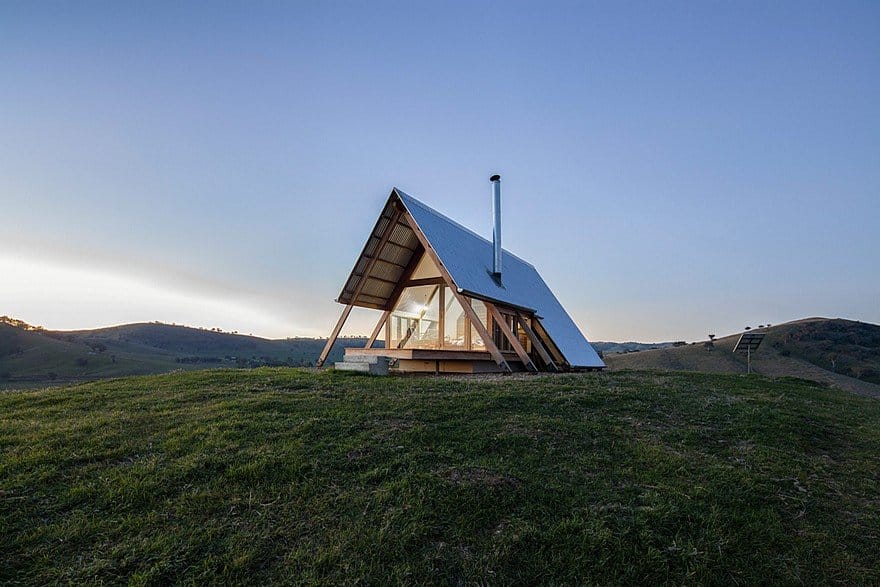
[[396, 190, 605, 368]]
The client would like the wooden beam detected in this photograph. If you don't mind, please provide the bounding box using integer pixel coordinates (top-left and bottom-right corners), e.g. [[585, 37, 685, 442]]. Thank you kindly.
[[438, 286, 445, 349], [341, 292, 387, 306], [363, 257, 407, 269], [532, 319, 567, 368], [351, 273, 397, 286], [345, 347, 521, 361], [386, 238, 418, 252], [402, 277, 446, 287], [515, 312, 558, 372], [461, 298, 510, 371], [487, 302, 537, 372], [347, 206, 404, 305], [399, 208, 511, 372], [342, 300, 384, 311], [316, 304, 353, 367], [366, 310, 390, 348]]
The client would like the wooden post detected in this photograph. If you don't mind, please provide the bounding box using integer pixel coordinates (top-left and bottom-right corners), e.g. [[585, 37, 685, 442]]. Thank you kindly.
[[532, 319, 567, 367], [487, 302, 537, 372], [459, 296, 510, 371], [515, 312, 558, 371], [316, 304, 353, 367], [365, 310, 390, 348], [438, 286, 445, 349]]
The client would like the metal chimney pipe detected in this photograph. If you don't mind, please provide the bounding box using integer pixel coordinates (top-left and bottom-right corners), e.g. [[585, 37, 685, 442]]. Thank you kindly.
[[490, 174, 502, 276]]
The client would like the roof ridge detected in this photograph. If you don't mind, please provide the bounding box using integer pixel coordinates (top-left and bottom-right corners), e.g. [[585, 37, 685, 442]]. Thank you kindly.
[[393, 188, 536, 269]]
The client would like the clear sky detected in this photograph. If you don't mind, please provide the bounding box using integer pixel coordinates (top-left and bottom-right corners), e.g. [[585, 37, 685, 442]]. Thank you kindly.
[[2, 1, 878, 342]]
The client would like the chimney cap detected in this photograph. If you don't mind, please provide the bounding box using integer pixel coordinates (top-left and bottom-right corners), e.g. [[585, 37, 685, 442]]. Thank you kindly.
[[489, 174, 501, 182]]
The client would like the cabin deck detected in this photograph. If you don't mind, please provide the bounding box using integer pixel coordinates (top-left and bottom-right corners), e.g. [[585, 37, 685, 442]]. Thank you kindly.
[[343, 347, 525, 373]]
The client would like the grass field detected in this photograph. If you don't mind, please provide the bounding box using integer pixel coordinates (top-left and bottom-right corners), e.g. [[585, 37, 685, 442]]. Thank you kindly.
[[2, 369, 879, 583]]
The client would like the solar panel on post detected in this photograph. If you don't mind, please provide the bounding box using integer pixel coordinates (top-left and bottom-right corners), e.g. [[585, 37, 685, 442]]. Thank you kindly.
[[733, 332, 766, 374]]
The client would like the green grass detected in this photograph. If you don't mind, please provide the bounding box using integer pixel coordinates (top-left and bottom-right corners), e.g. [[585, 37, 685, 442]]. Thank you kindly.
[[1, 369, 879, 584]]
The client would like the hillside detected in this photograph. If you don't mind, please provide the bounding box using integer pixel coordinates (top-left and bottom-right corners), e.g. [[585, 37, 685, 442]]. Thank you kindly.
[[1, 369, 878, 583], [606, 318, 880, 399], [592, 340, 675, 354], [0, 320, 371, 389]]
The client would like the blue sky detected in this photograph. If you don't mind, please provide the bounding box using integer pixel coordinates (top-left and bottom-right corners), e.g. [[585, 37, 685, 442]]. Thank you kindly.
[[1, 1, 878, 341]]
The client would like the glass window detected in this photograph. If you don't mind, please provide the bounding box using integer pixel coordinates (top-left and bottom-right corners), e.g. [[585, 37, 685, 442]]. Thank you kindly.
[[518, 317, 531, 352], [493, 311, 519, 352], [442, 287, 467, 348], [470, 299, 488, 351], [390, 285, 441, 349]]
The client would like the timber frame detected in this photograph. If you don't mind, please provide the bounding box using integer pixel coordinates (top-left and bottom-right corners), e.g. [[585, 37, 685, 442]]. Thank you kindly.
[[317, 190, 575, 373]]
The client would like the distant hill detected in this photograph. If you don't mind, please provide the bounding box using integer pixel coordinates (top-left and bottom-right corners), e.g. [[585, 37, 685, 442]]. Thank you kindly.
[[0, 319, 373, 389], [592, 341, 675, 355], [605, 318, 880, 398], [6, 316, 880, 397]]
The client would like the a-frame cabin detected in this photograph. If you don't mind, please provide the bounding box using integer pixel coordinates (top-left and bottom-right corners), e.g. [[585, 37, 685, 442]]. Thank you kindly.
[[317, 183, 605, 373]]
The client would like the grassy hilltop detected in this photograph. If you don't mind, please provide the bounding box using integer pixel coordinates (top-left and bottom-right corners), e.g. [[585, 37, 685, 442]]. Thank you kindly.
[[1, 369, 878, 583]]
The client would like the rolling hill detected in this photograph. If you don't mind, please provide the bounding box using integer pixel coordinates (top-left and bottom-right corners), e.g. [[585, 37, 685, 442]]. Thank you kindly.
[[605, 318, 880, 398], [592, 340, 675, 354], [0, 319, 371, 389], [5, 316, 880, 397], [1, 369, 878, 583]]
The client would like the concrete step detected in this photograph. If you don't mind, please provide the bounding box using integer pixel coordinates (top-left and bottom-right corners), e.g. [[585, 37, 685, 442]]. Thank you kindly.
[[334, 357, 390, 376], [334, 361, 371, 372], [343, 353, 384, 364]]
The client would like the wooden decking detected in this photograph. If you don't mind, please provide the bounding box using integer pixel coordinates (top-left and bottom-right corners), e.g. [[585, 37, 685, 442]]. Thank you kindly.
[[344, 347, 520, 362], [344, 347, 525, 373]]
